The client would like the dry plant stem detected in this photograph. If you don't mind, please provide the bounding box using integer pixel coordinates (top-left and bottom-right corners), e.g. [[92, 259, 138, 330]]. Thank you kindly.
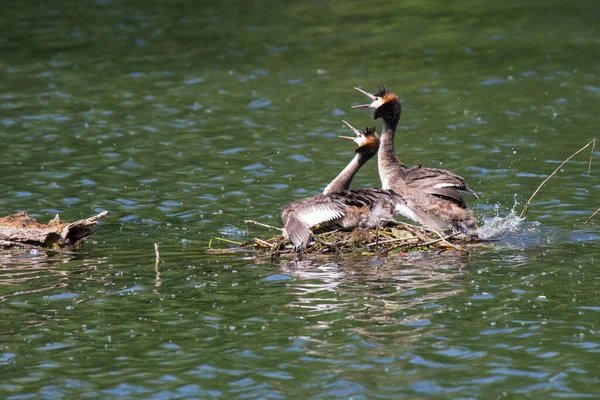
[[395, 221, 430, 233], [253, 238, 273, 248], [244, 220, 284, 232], [520, 139, 596, 218], [208, 237, 243, 248], [386, 232, 461, 254], [154, 243, 162, 290], [154, 243, 160, 265], [414, 232, 461, 249], [394, 221, 462, 252], [424, 230, 466, 253], [412, 229, 430, 243], [382, 240, 415, 253], [206, 246, 255, 254], [367, 236, 419, 246], [585, 207, 600, 224]]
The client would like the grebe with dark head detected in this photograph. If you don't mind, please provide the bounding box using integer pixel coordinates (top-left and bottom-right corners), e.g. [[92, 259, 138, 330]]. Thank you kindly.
[[352, 86, 478, 231], [281, 122, 404, 250]]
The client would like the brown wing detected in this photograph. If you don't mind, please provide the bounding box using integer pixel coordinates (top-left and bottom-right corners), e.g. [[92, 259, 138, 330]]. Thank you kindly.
[[281, 189, 397, 248], [281, 195, 347, 247], [403, 166, 478, 207], [385, 189, 450, 231]]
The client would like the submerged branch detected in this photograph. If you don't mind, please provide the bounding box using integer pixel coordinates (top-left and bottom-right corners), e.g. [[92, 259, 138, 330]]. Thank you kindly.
[[520, 139, 595, 219]]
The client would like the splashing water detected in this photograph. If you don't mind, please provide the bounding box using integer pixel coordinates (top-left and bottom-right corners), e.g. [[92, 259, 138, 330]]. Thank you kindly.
[[476, 210, 526, 240], [476, 195, 527, 240]]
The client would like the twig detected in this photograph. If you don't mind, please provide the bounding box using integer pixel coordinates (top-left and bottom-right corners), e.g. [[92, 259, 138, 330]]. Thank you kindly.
[[154, 243, 160, 265], [520, 139, 596, 218], [585, 207, 600, 224], [154, 243, 162, 290], [208, 237, 243, 249], [422, 231, 466, 253], [244, 220, 284, 232], [385, 232, 462, 254], [206, 246, 255, 254], [371, 219, 459, 248], [379, 239, 415, 253], [253, 237, 273, 248], [393, 221, 452, 242], [367, 236, 419, 246], [413, 232, 461, 248], [393, 220, 430, 233]]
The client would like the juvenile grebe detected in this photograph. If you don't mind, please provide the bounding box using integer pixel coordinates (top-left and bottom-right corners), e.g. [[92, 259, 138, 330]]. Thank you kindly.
[[323, 120, 378, 194], [352, 86, 478, 231], [281, 122, 404, 249]]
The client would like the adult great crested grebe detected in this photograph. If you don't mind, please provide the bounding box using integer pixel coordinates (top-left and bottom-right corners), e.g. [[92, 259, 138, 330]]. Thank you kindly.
[[352, 86, 478, 231], [281, 122, 406, 250]]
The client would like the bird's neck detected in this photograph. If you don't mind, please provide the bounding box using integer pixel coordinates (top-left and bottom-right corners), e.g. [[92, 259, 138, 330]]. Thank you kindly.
[[323, 153, 369, 195], [378, 117, 406, 189]]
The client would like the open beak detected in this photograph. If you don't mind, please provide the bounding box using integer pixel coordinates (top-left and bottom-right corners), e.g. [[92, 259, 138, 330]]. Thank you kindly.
[[351, 87, 377, 108], [339, 120, 361, 144], [341, 120, 361, 135]]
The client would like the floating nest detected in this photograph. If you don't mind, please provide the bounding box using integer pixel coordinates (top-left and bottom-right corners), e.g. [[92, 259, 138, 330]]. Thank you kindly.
[[207, 221, 487, 257], [206, 139, 599, 258]]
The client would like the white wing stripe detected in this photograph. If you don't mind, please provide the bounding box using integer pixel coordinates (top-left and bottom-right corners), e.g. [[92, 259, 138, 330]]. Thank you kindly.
[[433, 183, 458, 189], [394, 204, 418, 222], [300, 208, 344, 227]]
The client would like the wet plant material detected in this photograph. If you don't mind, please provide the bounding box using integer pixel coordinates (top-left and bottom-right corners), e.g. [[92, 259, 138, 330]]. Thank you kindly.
[[0, 211, 108, 249], [207, 221, 487, 257]]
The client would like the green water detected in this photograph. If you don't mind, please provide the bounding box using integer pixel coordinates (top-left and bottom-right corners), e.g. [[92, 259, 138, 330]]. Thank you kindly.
[[1, 0, 600, 397]]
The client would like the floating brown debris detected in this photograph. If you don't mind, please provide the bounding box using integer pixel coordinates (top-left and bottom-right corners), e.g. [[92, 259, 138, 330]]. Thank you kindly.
[[0, 211, 108, 249], [208, 221, 487, 257]]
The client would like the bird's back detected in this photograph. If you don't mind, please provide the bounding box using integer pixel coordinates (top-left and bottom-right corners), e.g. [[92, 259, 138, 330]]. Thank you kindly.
[[400, 165, 476, 207], [281, 188, 400, 248], [382, 166, 478, 231]]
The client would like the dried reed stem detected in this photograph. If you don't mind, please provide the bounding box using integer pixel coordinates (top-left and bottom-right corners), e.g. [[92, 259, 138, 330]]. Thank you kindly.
[[154, 243, 160, 265], [154, 243, 162, 290], [253, 237, 273, 248], [244, 220, 283, 232], [585, 207, 600, 225], [520, 139, 595, 218]]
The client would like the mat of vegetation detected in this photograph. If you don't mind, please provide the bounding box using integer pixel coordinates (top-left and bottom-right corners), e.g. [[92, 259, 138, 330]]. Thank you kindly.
[[208, 221, 487, 257]]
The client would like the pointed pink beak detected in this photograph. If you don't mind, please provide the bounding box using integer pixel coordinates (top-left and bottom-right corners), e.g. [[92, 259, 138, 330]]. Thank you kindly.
[[351, 86, 377, 108], [339, 120, 361, 143], [341, 120, 361, 135]]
